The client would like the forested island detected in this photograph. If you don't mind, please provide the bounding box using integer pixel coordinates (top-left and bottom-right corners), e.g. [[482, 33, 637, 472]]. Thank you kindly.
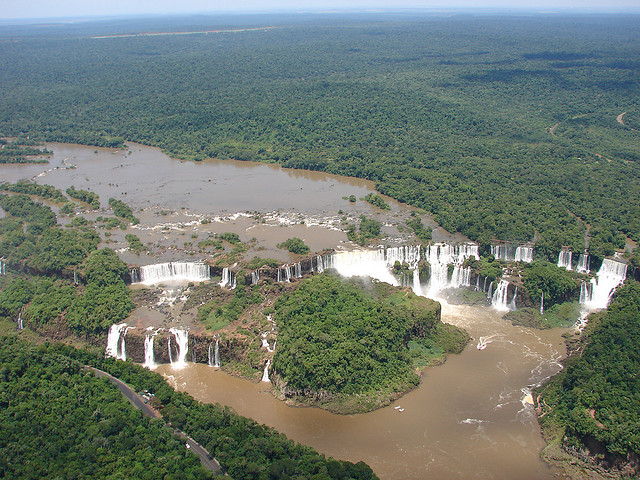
[[1, 10, 640, 480]]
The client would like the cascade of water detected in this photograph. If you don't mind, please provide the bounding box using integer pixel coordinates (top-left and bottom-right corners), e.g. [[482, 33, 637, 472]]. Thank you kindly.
[[557, 251, 573, 270], [450, 266, 471, 288], [315, 255, 325, 273], [0, 258, 5, 275], [540, 293, 544, 315], [475, 276, 480, 291], [508, 286, 517, 310], [579, 281, 592, 304], [492, 280, 510, 311], [483, 277, 488, 293], [487, 281, 494, 300], [139, 262, 209, 285], [515, 246, 534, 263], [143, 335, 157, 369], [261, 359, 271, 382], [17, 309, 23, 330], [327, 248, 399, 285], [576, 254, 590, 274], [106, 324, 128, 359], [491, 245, 533, 263], [130, 268, 140, 284], [73, 271, 78, 285], [169, 328, 189, 369], [214, 337, 221, 367], [251, 270, 260, 285], [294, 263, 302, 278], [582, 259, 627, 310], [168, 337, 173, 364]]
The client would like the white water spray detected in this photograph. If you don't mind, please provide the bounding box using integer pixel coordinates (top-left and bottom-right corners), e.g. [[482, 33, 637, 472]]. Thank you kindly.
[[143, 335, 157, 369], [139, 262, 209, 285], [262, 359, 271, 382], [169, 328, 189, 369]]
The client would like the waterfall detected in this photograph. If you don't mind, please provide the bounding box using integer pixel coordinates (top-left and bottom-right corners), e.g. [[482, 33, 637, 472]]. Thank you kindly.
[[209, 337, 221, 367], [251, 270, 260, 285], [509, 286, 517, 310], [261, 359, 271, 382], [540, 293, 544, 315], [130, 268, 140, 284], [17, 309, 23, 330], [219, 268, 236, 289], [106, 323, 129, 360], [73, 271, 79, 285], [143, 335, 157, 369], [277, 266, 292, 282], [579, 281, 592, 304], [325, 248, 400, 285], [294, 262, 302, 278], [315, 255, 325, 273], [576, 254, 590, 274], [486, 281, 494, 300], [475, 276, 480, 291], [491, 245, 533, 263], [169, 328, 189, 369], [139, 262, 209, 285], [0, 258, 5, 275], [557, 250, 573, 270], [581, 259, 627, 310], [483, 277, 488, 293], [491, 280, 510, 311]]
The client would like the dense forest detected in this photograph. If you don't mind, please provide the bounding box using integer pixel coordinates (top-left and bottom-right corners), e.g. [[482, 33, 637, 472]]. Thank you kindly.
[[536, 281, 640, 476], [1, 13, 639, 257], [272, 274, 468, 413], [0, 337, 377, 480]]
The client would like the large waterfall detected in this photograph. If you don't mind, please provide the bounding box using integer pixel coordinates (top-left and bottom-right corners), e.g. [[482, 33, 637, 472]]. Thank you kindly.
[[321, 244, 478, 299], [106, 323, 129, 360], [143, 335, 157, 369], [580, 259, 627, 310], [169, 328, 189, 369], [557, 250, 572, 270], [491, 245, 533, 263], [138, 262, 210, 285]]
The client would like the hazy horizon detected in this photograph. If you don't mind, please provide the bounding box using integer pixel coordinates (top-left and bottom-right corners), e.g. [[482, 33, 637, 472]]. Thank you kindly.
[[4, 0, 640, 21]]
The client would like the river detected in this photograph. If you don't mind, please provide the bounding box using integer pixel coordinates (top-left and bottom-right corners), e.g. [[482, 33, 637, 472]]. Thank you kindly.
[[1, 142, 566, 479]]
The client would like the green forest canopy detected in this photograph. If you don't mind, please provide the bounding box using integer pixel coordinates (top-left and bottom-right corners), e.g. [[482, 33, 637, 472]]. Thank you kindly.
[[1, 14, 639, 256]]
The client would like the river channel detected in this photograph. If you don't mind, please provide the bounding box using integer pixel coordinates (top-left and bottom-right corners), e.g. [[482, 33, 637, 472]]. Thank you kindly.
[[1, 142, 567, 479]]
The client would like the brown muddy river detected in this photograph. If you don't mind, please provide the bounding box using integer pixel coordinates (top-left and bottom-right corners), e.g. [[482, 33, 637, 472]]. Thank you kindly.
[[1, 143, 566, 479], [158, 302, 565, 480]]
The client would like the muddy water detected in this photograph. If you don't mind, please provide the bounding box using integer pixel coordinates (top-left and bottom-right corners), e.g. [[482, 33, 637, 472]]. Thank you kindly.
[[158, 302, 565, 480], [0, 142, 461, 263], [3, 142, 565, 478]]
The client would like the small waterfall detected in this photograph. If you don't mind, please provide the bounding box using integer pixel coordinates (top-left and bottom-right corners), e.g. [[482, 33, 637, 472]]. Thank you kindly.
[[251, 270, 260, 285], [540, 293, 544, 315], [486, 281, 494, 301], [277, 266, 292, 282], [557, 250, 573, 270], [169, 328, 189, 369], [315, 255, 325, 273], [508, 286, 517, 310], [576, 254, 590, 274], [219, 268, 237, 289], [483, 277, 488, 293], [139, 262, 210, 285], [143, 335, 157, 369], [73, 271, 79, 285], [491, 245, 533, 263], [294, 262, 302, 278], [130, 268, 140, 284], [579, 280, 592, 304], [581, 259, 627, 310], [491, 280, 510, 311], [261, 359, 271, 382], [17, 309, 23, 330], [450, 265, 471, 288], [0, 258, 6, 275], [106, 323, 129, 360], [475, 276, 480, 291], [209, 337, 221, 367]]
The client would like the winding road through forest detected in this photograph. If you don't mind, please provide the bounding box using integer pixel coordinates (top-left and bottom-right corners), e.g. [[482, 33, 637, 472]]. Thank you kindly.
[[87, 367, 224, 476]]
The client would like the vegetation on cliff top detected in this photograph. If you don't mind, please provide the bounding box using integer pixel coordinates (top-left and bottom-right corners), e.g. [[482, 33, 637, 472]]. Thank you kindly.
[[272, 274, 468, 413]]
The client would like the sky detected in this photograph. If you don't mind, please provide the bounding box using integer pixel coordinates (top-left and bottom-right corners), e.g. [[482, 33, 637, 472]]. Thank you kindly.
[[5, 0, 640, 20]]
